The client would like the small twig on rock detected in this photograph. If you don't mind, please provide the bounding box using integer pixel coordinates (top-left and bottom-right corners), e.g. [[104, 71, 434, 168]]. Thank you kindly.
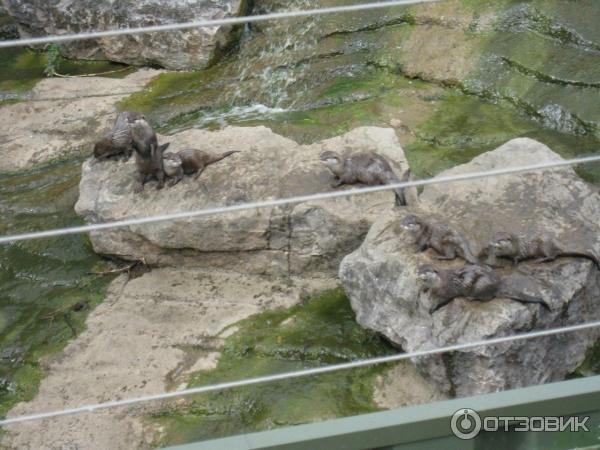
[[53, 67, 131, 78], [90, 262, 138, 276]]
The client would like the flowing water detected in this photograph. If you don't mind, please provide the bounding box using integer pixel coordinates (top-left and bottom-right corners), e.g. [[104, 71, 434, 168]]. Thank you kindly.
[[0, 45, 131, 417], [0, 158, 113, 417]]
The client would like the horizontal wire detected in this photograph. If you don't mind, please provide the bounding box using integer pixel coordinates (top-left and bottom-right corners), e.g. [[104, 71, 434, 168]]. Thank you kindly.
[[2, 0, 598, 430], [2, 319, 599, 426], [0, 152, 599, 245], [0, 0, 439, 49]]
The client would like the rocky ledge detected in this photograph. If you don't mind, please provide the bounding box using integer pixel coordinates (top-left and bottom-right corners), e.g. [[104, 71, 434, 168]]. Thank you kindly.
[[340, 138, 600, 396], [75, 126, 417, 276], [0, 69, 161, 172], [3, 0, 246, 69]]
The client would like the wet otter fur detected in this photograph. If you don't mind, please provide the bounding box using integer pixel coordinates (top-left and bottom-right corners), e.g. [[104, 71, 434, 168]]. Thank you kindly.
[[417, 264, 551, 313], [163, 149, 240, 186], [93, 111, 144, 161], [319, 150, 410, 206], [130, 118, 169, 192]]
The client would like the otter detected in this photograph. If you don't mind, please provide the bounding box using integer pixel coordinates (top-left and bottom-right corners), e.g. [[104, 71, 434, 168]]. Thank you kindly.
[[130, 118, 168, 192], [417, 264, 551, 313], [319, 150, 410, 206], [485, 231, 600, 269], [163, 149, 240, 186], [401, 214, 478, 264], [93, 111, 144, 160]]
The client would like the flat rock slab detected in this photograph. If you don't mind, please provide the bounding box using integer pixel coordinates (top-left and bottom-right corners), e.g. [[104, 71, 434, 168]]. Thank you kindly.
[[340, 138, 600, 396], [0, 69, 161, 172], [2, 268, 335, 450], [75, 126, 416, 276]]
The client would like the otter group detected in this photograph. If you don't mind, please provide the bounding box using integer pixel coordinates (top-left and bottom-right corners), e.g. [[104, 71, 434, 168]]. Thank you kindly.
[[93, 111, 239, 191], [94, 112, 578, 314], [95, 111, 413, 202], [401, 214, 599, 313]]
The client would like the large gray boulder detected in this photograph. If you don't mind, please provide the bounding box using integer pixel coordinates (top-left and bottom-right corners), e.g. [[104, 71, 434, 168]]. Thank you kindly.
[[3, 0, 246, 69], [340, 138, 600, 396], [75, 126, 416, 276], [0, 4, 18, 40]]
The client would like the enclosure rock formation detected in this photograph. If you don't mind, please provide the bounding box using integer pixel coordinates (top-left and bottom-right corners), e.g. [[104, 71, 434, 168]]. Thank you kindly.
[[3, 0, 246, 69], [75, 126, 416, 276], [0, 69, 161, 172], [3, 268, 328, 449], [0, 4, 18, 40], [340, 138, 600, 396]]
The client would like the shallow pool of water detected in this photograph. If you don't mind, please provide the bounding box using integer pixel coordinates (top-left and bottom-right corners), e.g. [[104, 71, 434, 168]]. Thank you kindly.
[[0, 159, 112, 416]]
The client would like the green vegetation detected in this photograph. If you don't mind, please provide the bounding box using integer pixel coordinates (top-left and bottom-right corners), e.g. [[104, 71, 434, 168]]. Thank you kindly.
[[150, 289, 397, 446], [0, 160, 114, 417], [43, 44, 62, 78], [0, 47, 134, 104]]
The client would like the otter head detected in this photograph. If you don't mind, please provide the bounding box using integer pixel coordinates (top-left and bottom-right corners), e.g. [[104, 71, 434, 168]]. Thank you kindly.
[[400, 214, 422, 234], [124, 111, 145, 123], [489, 232, 516, 255], [162, 152, 181, 175], [417, 264, 441, 288], [319, 150, 343, 176], [130, 118, 153, 140]]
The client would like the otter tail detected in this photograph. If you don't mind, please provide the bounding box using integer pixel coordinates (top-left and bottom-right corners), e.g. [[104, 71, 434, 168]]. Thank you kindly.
[[500, 290, 551, 311], [561, 252, 600, 270], [509, 294, 551, 311], [208, 150, 240, 166], [388, 169, 410, 206]]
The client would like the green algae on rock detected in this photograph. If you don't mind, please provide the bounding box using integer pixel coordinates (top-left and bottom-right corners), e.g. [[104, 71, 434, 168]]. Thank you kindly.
[[0, 159, 113, 418], [403, 90, 600, 182], [119, 0, 600, 145], [150, 288, 397, 447], [0, 47, 133, 104]]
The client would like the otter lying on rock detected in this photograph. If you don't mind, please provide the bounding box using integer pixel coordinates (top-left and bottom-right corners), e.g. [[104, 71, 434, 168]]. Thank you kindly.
[[93, 111, 144, 161], [401, 214, 478, 264], [483, 231, 600, 269], [163, 149, 240, 186], [319, 150, 410, 206], [417, 264, 551, 313], [130, 117, 169, 192]]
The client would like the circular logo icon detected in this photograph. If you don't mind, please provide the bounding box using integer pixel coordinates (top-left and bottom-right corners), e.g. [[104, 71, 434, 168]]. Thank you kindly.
[[450, 408, 482, 440]]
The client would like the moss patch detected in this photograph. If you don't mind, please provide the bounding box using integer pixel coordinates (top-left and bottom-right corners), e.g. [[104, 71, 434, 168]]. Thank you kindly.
[[403, 90, 600, 181], [0, 159, 114, 417], [150, 288, 397, 447], [0, 47, 133, 103]]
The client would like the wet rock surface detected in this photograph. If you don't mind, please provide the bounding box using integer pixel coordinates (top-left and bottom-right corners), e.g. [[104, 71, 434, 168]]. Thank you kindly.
[[75, 126, 417, 276], [2, 268, 334, 450], [0, 69, 161, 172], [3, 0, 245, 69], [0, 5, 18, 40], [340, 138, 600, 396]]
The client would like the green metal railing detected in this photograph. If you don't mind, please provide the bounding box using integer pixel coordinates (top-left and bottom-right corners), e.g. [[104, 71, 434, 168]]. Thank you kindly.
[[164, 375, 600, 450]]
